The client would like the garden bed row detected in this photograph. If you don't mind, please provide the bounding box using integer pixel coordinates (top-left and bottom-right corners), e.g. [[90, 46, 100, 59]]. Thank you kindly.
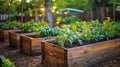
[[0, 20, 120, 67], [0, 28, 120, 67]]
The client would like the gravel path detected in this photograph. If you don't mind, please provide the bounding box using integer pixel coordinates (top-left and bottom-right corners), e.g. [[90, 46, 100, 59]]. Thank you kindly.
[[0, 42, 120, 67]]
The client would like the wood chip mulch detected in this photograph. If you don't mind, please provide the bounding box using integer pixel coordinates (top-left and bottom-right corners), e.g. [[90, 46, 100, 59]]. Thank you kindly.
[[0, 42, 120, 67]]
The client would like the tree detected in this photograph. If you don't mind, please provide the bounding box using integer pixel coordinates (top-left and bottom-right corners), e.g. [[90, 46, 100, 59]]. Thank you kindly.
[[45, 0, 53, 27], [88, 0, 93, 20], [95, 0, 105, 23]]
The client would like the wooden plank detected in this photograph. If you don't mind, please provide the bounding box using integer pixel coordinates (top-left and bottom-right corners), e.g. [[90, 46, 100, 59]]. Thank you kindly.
[[0, 29, 4, 42], [9, 31, 36, 49], [0, 29, 20, 43], [43, 42, 65, 67], [67, 38, 120, 60], [21, 35, 55, 56], [21, 35, 31, 55], [68, 45, 120, 67], [42, 38, 120, 67]]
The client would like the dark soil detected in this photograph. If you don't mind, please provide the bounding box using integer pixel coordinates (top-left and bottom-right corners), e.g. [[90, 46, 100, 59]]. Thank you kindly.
[[52, 36, 120, 48], [15, 31, 33, 34], [0, 42, 120, 67]]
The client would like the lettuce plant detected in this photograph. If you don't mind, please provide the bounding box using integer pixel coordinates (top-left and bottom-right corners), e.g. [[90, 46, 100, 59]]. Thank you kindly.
[[2, 59, 14, 67]]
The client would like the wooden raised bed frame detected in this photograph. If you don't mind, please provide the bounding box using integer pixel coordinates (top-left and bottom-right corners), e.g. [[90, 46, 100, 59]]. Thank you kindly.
[[21, 35, 55, 56], [9, 31, 36, 49], [41, 38, 120, 67], [0, 29, 20, 43]]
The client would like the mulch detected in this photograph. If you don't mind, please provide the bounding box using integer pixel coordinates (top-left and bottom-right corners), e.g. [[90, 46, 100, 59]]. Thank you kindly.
[[0, 42, 120, 67]]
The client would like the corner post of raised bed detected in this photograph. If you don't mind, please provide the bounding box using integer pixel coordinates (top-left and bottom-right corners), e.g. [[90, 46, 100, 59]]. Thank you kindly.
[[41, 41, 45, 64], [64, 49, 68, 67], [9, 32, 12, 47], [21, 35, 32, 56]]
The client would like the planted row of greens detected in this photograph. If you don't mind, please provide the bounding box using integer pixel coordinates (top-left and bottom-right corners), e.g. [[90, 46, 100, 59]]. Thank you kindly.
[[56, 16, 80, 25], [36, 27, 61, 37], [21, 21, 48, 33], [54, 19, 120, 48], [0, 21, 48, 33], [0, 21, 19, 30]]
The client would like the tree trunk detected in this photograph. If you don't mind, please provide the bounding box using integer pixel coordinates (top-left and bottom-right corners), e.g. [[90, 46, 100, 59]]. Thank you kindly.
[[8, 4, 11, 21], [95, 0, 105, 23], [21, 0, 23, 23], [35, 7, 38, 22], [97, 6, 104, 23], [45, 0, 53, 27], [89, 0, 93, 20]]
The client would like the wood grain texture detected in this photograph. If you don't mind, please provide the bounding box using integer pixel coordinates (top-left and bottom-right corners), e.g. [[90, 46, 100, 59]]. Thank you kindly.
[[42, 38, 120, 67], [9, 31, 36, 49], [21, 35, 55, 56], [0, 29, 20, 43]]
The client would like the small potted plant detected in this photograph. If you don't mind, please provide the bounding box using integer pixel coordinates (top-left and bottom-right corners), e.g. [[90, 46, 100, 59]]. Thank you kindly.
[[0, 21, 20, 42], [21, 27, 61, 55], [41, 20, 120, 67]]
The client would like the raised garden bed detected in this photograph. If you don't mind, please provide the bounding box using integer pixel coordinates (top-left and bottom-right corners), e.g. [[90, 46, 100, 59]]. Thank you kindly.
[[0, 29, 20, 43], [9, 31, 36, 49], [21, 35, 55, 56], [41, 38, 120, 67]]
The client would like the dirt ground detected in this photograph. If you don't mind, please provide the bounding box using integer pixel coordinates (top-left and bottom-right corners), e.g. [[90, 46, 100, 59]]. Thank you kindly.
[[0, 42, 120, 67]]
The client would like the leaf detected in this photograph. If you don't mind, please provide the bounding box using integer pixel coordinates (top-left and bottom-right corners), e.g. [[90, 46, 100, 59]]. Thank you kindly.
[[78, 39, 83, 45]]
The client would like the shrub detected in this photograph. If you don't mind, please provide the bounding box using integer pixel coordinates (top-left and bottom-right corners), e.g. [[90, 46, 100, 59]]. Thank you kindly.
[[60, 16, 79, 24], [2, 59, 14, 67]]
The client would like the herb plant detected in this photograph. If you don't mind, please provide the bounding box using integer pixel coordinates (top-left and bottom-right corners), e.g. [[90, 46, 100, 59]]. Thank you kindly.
[[37, 27, 61, 37], [55, 27, 82, 47], [60, 16, 79, 24], [2, 59, 14, 67], [21, 21, 35, 32], [0, 21, 19, 30], [55, 19, 120, 48]]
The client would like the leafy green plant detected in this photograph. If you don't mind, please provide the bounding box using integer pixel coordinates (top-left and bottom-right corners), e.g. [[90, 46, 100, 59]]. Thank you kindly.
[[0, 22, 10, 30], [2, 59, 14, 67], [55, 19, 120, 48], [22, 21, 48, 33], [60, 16, 79, 24], [34, 21, 48, 34], [21, 21, 35, 32], [0, 21, 19, 30], [55, 27, 82, 47], [101, 21, 120, 40], [37, 27, 61, 37], [9, 21, 20, 30]]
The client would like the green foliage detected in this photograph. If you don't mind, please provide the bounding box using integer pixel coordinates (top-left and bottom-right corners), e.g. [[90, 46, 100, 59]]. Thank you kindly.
[[37, 27, 61, 37], [65, 0, 89, 11], [55, 27, 81, 47], [9, 21, 20, 29], [0, 23, 10, 30], [55, 19, 120, 47], [2, 59, 14, 67], [0, 21, 19, 30], [21, 21, 48, 33], [60, 16, 79, 24], [101, 21, 120, 40], [21, 21, 35, 32]]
